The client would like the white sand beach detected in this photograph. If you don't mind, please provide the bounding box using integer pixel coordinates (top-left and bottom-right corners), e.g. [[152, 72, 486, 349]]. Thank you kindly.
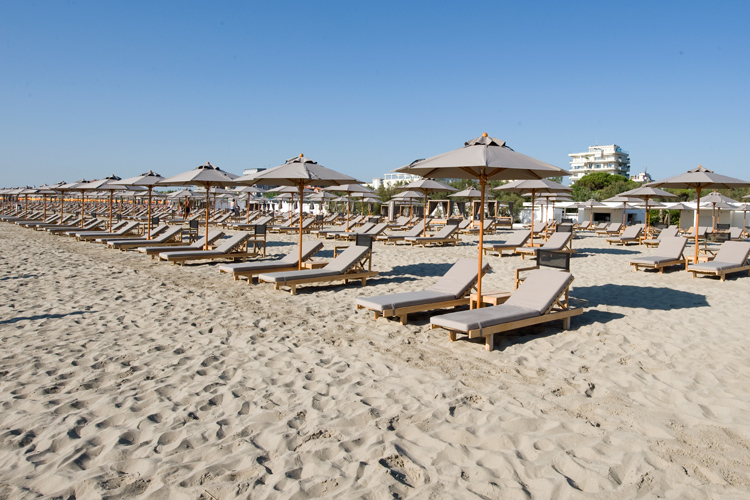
[[2, 224, 750, 499]]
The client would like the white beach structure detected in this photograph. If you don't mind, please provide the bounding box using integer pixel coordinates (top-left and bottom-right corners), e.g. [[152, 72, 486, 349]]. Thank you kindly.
[[569, 145, 630, 183]]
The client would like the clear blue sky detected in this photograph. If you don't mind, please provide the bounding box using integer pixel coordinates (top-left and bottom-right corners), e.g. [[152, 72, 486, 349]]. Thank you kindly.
[[2, 1, 749, 187]]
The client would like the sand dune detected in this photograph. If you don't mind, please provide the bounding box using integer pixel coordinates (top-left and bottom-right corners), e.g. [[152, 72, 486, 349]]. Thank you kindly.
[[2, 223, 750, 498]]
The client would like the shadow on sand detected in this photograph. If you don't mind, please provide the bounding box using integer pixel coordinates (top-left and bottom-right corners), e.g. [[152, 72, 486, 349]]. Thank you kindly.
[[0, 310, 91, 325], [576, 247, 641, 256], [572, 284, 708, 310]]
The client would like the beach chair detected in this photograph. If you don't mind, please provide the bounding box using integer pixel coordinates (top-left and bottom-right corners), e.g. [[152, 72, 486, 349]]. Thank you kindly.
[[107, 226, 183, 250], [258, 236, 378, 294], [596, 223, 622, 236], [138, 230, 225, 258], [276, 217, 316, 234], [629, 237, 688, 274], [430, 269, 582, 351], [158, 233, 255, 265], [642, 226, 679, 248], [376, 223, 425, 245], [606, 224, 643, 246], [482, 230, 531, 257], [356, 258, 490, 325], [687, 241, 750, 281], [516, 232, 574, 259], [405, 222, 461, 247], [327, 222, 375, 240], [335, 222, 388, 241], [75, 221, 140, 241], [218, 240, 324, 282], [96, 224, 169, 244], [728, 227, 744, 240], [462, 219, 495, 235]]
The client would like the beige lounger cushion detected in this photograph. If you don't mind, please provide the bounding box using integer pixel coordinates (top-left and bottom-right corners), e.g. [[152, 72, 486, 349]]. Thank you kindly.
[[430, 270, 573, 331], [218, 241, 323, 274], [688, 241, 750, 273], [485, 230, 530, 249], [258, 245, 371, 283], [630, 237, 687, 265]]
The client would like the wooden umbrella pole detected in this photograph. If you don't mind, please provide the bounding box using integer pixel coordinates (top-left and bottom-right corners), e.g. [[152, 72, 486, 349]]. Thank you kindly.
[[80, 192, 85, 227], [695, 187, 702, 263], [109, 191, 113, 229], [43, 194, 47, 220], [147, 186, 153, 239], [205, 186, 211, 250], [529, 192, 536, 247], [422, 191, 427, 236], [298, 183, 304, 270], [476, 177, 487, 308]]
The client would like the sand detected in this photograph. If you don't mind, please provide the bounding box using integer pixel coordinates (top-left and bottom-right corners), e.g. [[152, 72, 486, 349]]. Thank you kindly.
[[1, 223, 750, 499]]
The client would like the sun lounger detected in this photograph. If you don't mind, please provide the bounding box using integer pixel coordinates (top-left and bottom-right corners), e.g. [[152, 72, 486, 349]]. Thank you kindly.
[[138, 230, 225, 258], [335, 222, 388, 241], [107, 226, 183, 250], [687, 241, 750, 281], [258, 239, 377, 294], [376, 223, 426, 245], [482, 230, 531, 257], [430, 269, 582, 351], [516, 232, 574, 259], [275, 217, 316, 234], [158, 232, 255, 265], [642, 226, 679, 248], [326, 222, 375, 240], [728, 227, 744, 240], [462, 219, 496, 235], [218, 240, 324, 282], [96, 224, 169, 244], [356, 258, 490, 325], [606, 224, 643, 246], [629, 237, 688, 274], [75, 221, 141, 241], [405, 223, 460, 247], [596, 223, 622, 236]]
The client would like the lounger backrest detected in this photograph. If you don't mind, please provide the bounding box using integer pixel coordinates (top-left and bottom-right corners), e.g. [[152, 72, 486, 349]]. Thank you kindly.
[[404, 224, 425, 237], [366, 223, 388, 235], [325, 245, 371, 273], [429, 258, 491, 298], [191, 230, 225, 248], [620, 225, 642, 239], [505, 269, 574, 315], [657, 237, 687, 259], [301, 218, 315, 228], [542, 232, 572, 250], [255, 216, 273, 225], [697, 226, 709, 236], [116, 221, 140, 234], [607, 223, 621, 231], [433, 224, 458, 238], [213, 233, 251, 253], [729, 227, 742, 239], [659, 227, 679, 239], [506, 230, 531, 246], [457, 219, 471, 229], [155, 226, 182, 242], [355, 222, 375, 234], [278, 240, 324, 265], [713, 241, 750, 265]]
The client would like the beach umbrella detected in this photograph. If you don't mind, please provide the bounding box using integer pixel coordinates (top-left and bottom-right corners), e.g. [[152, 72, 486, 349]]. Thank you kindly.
[[19, 187, 38, 218], [395, 133, 569, 307], [495, 179, 570, 246], [735, 203, 750, 236], [37, 183, 63, 221], [603, 194, 642, 227], [574, 198, 608, 226], [665, 202, 695, 229], [324, 184, 375, 227], [391, 190, 423, 219], [647, 165, 750, 263], [234, 154, 359, 269], [78, 174, 126, 230], [700, 191, 739, 230], [53, 181, 87, 225], [396, 179, 456, 236], [619, 186, 677, 239], [158, 162, 239, 249], [449, 187, 482, 221], [114, 171, 166, 239], [702, 200, 735, 230], [235, 186, 264, 222]]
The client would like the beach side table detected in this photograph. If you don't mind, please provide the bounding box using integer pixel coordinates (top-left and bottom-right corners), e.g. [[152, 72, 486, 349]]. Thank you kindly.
[[470, 291, 512, 309]]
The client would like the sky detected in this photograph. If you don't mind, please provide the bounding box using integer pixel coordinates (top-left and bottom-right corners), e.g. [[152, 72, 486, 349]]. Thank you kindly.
[[2, 0, 749, 188]]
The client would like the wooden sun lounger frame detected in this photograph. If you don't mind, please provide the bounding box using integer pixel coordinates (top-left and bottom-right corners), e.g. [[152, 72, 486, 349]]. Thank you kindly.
[[688, 262, 750, 281], [356, 268, 489, 325], [431, 278, 582, 351], [272, 252, 378, 295], [164, 236, 262, 266], [630, 253, 687, 274]]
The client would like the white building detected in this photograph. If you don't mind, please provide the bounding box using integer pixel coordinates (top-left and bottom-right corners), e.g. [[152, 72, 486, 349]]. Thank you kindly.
[[369, 172, 422, 190], [630, 171, 652, 183], [569, 145, 630, 183]]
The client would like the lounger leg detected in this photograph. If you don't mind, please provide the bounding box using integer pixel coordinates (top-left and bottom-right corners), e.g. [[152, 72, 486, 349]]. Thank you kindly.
[[373, 312, 379, 320], [289, 285, 296, 295], [449, 331, 456, 342], [485, 334, 494, 351], [399, 314, 407, 325], [563, 317, 571, 330]]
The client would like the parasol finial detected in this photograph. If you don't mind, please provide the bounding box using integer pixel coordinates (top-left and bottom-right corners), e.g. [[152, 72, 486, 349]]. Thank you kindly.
[[482, 132, 488, 137]]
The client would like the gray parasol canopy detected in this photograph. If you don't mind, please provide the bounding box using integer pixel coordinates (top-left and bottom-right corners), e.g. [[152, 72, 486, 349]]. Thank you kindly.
[[647, 165, 750, 262], [234, 154, 360, 269], [495, 179, 571, 246], [114, 171, 166, 238], [395, 133, 569, 306]]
